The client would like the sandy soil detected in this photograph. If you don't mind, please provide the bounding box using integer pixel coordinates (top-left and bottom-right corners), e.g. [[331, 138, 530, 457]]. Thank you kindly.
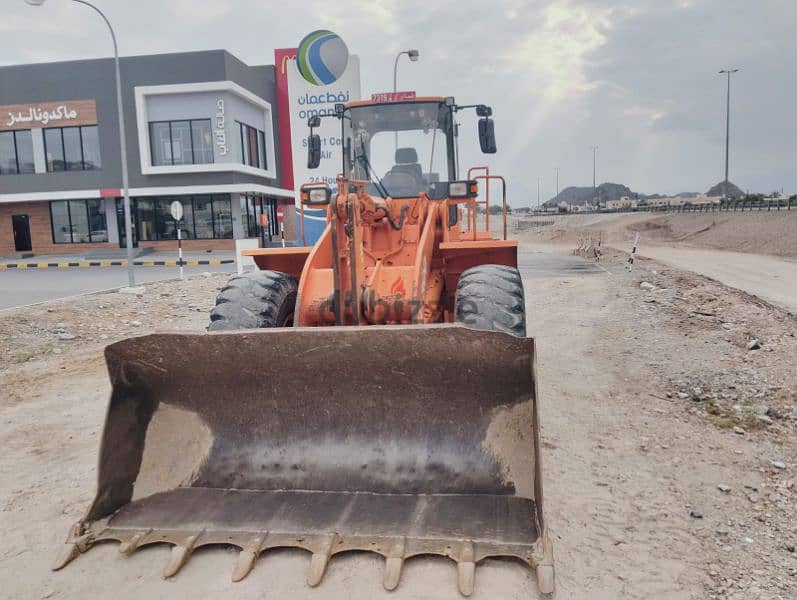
[[1, 256, 795, 599], [630, 246, 797, 315], [517, 211, 797, 259]]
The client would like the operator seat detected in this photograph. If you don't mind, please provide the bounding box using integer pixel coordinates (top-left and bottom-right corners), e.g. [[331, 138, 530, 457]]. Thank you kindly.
[[382, 147, 424, 197]]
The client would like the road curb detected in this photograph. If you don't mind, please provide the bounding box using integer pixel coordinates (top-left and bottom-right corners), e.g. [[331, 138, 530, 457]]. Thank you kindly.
[[0, 259, 234, 269]]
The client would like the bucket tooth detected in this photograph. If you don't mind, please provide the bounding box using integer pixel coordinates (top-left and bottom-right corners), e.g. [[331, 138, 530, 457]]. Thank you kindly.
[[51, 542, 81, 571], [307, 533, 337, 587], [232, 533, 267, 582], [52, 527, 91, 571], [163, 533, 200, 578], [382, 537, 406, 591], [536, 533, 555, 594], [457, 541, 476, 597], [118, 530, 151, 556]]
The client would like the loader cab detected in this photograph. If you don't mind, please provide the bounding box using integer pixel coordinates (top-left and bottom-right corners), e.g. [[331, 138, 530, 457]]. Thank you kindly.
[[340, 99, 457, 198]]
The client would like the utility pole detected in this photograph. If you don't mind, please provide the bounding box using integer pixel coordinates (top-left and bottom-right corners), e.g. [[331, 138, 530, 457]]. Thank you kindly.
[[591, 146, 598, 208], [719, 68, 739, 200], [554, 167, 559, 202], [537, 177, 541, 211]]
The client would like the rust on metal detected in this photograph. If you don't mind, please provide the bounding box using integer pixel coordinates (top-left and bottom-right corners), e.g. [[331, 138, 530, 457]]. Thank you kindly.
[[54, 325, 553, 595]]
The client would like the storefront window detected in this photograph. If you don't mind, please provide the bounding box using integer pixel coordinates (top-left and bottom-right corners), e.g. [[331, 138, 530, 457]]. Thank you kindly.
[[44, 126, 101, 172], [49, 199, 107, 243], [136, 199, 156, 241], [180, 199, 195, 239], [150, 122, 173, 166], [0, 130, 35, 175], [155, 198, 178, 240], [193, 196, 214, 239], [191, 120, 213, 164], [68, 199, 90, 242], [63, 128, 83, 170], [149, 119, 214, 166], [0, 132, 15, 174], [81, 126, 101, 169], [44, 128, 65, 171], [213, 195, 233, 238], [50, 201, 71, 243], [237, 121, 267, 170], [118, 195, 232, 242], [170, 121, 192, 165], [87, 200, 108, 242]]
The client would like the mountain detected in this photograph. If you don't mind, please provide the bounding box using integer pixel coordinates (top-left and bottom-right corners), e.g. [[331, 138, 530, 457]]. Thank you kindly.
[[706, 180, 743, 198], [544, 182, 633, 207]]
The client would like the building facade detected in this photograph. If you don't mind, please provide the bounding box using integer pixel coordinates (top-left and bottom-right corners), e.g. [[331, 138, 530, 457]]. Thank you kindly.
[[0, 50, 296, 255]]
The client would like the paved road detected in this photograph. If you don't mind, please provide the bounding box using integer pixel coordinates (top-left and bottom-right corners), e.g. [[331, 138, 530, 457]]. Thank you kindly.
[[0, 264, 235, 311], [636, 245, 797, 314], [0, 252, 601, 311]]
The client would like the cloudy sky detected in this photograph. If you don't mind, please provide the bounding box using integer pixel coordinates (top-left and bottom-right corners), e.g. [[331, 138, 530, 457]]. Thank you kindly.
[[2, 0, 794, 203]]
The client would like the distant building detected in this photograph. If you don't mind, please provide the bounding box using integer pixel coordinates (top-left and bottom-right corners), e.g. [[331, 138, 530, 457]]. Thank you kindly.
[[0, 50, 295, 255]]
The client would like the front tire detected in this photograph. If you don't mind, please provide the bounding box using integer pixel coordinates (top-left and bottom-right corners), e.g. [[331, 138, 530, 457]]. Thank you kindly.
[[454, 264, 526, 336], [208, 270, 297, 331]]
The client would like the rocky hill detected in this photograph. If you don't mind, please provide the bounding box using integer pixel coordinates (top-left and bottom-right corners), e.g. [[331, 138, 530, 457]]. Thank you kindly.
[[544, 182, 633, 207], [707, 180, 744, 198]]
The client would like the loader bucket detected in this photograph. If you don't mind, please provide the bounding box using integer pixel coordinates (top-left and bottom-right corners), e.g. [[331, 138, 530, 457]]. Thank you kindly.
[[54, 325, 554, 596]]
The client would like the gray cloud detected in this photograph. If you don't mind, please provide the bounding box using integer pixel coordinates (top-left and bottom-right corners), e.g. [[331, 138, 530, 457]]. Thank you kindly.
[[2, 0, 793, 201]]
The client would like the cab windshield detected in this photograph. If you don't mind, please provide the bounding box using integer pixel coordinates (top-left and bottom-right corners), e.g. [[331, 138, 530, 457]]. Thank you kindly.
[[342, 102, 455, 198]]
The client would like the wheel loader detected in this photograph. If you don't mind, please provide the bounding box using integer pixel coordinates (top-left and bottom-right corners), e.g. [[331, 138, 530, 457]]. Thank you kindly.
[[53, 95, 555, 596]]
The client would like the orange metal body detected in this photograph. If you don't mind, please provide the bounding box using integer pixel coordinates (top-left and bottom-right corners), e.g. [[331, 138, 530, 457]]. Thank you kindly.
[[244, 166, 516, 327]]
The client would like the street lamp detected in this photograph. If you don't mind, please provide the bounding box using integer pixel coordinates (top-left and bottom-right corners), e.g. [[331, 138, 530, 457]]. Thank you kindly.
[[590, 145, 598, 207], [719, 68, 739, 201], [554, 167, 560, 201], [25, 0, 136, 287], [393, 49, 419, 92]]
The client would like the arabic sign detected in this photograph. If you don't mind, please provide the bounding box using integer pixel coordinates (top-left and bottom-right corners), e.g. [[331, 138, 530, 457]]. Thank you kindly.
[[1, 99, 97, 131], [286, 54, 360, 189], [214, 98, 228, 155], [275, 48, 361, 191], [371, 91, 417, 103]]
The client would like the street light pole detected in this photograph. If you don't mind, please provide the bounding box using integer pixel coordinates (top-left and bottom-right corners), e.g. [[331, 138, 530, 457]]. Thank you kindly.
[[719, 68, 739, 200], [24, 0, 135, 287], [393, 49, 420, 93], [393, 49, 419, 149], [554, 167, 559, 201], [590, 145, 598, 207]]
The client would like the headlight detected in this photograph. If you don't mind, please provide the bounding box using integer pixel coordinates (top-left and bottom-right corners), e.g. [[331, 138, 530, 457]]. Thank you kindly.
[[301, 185, 332, 205], [309, 189, 328, 203], [449, 182, 469, 197]]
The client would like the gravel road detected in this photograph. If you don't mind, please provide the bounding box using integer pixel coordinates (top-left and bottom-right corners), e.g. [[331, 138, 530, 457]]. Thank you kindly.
[[0, 250, 794, 599]]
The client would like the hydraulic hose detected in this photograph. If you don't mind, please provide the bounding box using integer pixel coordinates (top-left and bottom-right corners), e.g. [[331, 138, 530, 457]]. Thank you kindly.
[[377, 205, 411, 231]]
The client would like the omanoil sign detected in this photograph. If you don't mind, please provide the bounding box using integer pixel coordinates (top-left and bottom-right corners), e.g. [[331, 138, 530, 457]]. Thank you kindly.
[[275, 33, 361, 192]]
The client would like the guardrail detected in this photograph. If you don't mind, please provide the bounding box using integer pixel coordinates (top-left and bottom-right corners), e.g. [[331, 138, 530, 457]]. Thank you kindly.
[[521, 197, 794, 217]]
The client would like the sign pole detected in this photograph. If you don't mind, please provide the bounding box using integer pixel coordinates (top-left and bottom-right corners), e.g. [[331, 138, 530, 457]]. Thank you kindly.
[[177, 223, 184, 280], [169, 200, 185, 280]]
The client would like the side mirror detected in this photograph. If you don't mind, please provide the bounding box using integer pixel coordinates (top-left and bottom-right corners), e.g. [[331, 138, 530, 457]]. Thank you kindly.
[[307, 116, 321, 128], [478, 118, 497, 154], [307, 134, 321, 169]]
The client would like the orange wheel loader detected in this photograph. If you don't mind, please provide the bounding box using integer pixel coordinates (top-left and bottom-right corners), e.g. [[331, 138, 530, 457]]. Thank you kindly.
[[53, 96, 554, 596]]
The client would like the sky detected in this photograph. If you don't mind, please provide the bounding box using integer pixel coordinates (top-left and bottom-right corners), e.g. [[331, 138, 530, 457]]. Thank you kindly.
[[2, 0, 795, 205]]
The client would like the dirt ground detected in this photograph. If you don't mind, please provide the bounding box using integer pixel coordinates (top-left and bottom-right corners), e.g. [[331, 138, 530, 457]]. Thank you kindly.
[[1, 251, 795, 599], [517, 211, 797, 259]]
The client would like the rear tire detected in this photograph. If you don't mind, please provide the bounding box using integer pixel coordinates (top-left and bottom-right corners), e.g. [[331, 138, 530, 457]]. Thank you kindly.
[[208, 270, 297, 331], [454, 264, 526, 336]]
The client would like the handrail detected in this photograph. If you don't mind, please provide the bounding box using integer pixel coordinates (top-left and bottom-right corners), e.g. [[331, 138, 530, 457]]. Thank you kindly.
[[472, 174, 508, 240], [468, 166, 491, 235]]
